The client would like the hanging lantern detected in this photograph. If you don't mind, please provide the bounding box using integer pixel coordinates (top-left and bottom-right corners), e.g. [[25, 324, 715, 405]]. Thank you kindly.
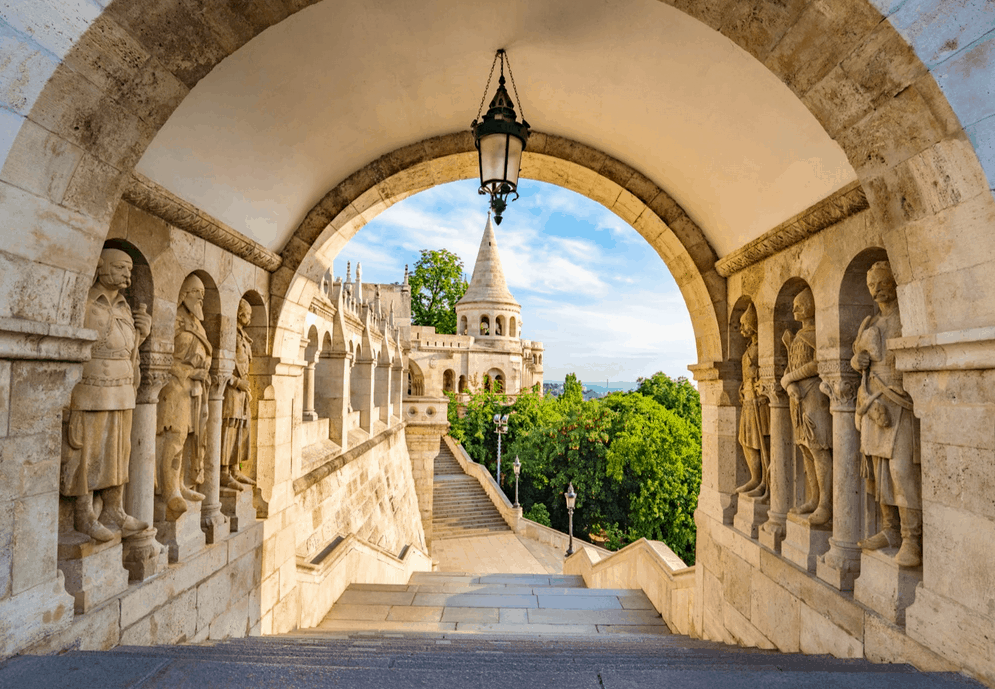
[[471, 49, 530, 225]]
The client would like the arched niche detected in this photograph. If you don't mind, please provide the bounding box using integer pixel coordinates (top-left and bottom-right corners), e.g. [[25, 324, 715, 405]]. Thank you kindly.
[[408, 360, 425, 396], [509, 317, 517, 338], [240, 290, 269, 360], [838, 247, 891, 363], [443, 369, 455, 393], [180, 270, 222, 355]]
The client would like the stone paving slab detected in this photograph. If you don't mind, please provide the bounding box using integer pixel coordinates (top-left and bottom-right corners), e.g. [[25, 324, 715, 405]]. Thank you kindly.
[[618, 596, 656, 610], [337, 590, 417, 606], [454, 622, 600, 635], [499, 608, 529, 624], [412, 593, 539, 608], [527, 609, 666, 626], [350, 583, 410, 592], [412, 584, 537, 596], [536, 594, 624, 610], [316, 619, 458, 633], [441, 607, 501, 623], [387, 606, 444, 622], [0, 654, 169, 689], [597, 624, 672, 635], [325, 604, 391, 621]]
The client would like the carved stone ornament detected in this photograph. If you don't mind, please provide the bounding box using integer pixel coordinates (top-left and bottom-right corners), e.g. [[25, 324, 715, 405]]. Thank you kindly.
[[715, 182, 869, 277], [818, 360, 860, 412], [735, 303, 771, 501], [156, 274, 213, 519], [850, 261, 922, 567], [62, 248, 151, 543], [123, 173, 282, 273], [220, 299, 257, 493]]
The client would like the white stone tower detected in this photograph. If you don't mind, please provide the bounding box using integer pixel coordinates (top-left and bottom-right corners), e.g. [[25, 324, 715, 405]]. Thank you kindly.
[[456, 214, 522, 342]]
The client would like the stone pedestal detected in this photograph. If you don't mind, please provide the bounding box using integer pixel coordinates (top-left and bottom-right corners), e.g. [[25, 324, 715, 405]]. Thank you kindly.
[[202, 372, 231, 544], [782, 513, 832, 572], [854, 548, 922, 626], [758, 379, 790, 552], [122, 527, 168, 582], [817, 537, 863, 592], [733, 494, 769, 539], [57, 533, 129, 613], [220, 489, 255, 532], [154, 501, 206, 563]]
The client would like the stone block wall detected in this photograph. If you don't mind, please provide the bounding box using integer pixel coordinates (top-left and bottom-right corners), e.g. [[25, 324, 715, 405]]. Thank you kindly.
[[293, 424, 426, 562]]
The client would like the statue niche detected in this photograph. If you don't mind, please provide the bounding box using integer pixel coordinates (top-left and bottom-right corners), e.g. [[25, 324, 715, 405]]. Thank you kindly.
[[221, 298, 257, 493], [780, 287, 833, 526], [851, 261, 921, 567], [62, 248, 151, 541], [156, 274, 213, 517], [735, 303, 770, 501]]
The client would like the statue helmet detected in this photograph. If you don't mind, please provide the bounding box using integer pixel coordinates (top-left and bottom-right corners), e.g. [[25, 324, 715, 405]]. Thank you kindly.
[[740, 302, 758, 330]]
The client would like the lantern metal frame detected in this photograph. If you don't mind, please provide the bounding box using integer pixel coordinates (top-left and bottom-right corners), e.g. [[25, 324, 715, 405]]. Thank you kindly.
[[564, 482, 577, 557], [471, 49, 530, 225]]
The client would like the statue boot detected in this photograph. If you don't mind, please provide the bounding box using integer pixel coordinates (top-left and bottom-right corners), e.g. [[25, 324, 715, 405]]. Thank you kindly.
[[807, 455, 833, 526], [75, 493, 115, 542], [98, 485, 148, 538], [158, 433, 189, 515], [180, 481, 205, 502], [232, 468, 256, 486], [220, 470, 247, 492], [859, 504, 901, 550], [790, 456, 819, 515], [895, 507, 923, 567]]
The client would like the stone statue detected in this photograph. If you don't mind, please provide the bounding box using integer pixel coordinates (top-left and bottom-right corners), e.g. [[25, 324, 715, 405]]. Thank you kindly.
[[851, 261, 921, 566], [156, 274, 212, 515], [62, 248, 151, 541], [780, 288, 833, 526], [220, 299, 256, 492], [735, 303, 770, 500]]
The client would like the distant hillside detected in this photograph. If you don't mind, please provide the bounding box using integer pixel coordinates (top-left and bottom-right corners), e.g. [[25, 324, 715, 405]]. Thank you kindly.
[[543, 380, 641, 394]]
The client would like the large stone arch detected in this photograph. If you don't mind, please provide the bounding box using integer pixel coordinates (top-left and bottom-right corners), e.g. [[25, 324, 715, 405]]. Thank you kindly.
[[269, 132, 725, 365]]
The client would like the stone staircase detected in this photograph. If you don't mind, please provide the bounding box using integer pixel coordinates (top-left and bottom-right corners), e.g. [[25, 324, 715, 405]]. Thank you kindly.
[[433, 444, 511, 540], [310, 571, 668, 636]]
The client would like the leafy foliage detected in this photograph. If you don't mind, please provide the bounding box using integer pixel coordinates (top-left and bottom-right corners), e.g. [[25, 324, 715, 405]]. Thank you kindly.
[[409, 249, 468, 334], [448, 372, 702, 564], [523, 503, 552, 527]]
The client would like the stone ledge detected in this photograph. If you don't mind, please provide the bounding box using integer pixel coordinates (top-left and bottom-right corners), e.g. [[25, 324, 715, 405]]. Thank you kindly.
[[293, 422, 406, 495], [0, 317, 96, 361], [891, 327, 995, 371]]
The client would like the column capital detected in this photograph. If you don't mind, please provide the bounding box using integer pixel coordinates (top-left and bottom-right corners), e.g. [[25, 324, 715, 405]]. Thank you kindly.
[[210, 356, 235, 401], [137, 347, 173, 404], [758, 364, 787, 407], [818, 359, 860, 412]]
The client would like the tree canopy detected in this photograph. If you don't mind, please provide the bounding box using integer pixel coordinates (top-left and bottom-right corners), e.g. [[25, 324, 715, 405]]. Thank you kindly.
[[447, 372, 702, 563], [409, 249, 468, 334]]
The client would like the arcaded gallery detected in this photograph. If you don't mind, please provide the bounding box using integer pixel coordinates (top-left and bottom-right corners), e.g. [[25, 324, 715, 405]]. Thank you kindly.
[[0, 0, 993, 686]]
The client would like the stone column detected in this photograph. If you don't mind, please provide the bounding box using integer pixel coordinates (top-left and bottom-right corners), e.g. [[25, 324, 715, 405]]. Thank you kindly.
[[123, 348, 171, 581], [403, 396, 451, 551], [689, 362, 741, 525], [392, 362, 404, 420], [302, 358, 318, 421], [817, 361, 862, 591], [377, 361, 392, 424], [201, 357, 233, 544], [324, 351, 351, 449], [759, 367, 791, 551], [354, 356, 376, 434]]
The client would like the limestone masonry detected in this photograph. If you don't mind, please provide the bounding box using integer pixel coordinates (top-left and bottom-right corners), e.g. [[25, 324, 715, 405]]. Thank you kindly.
[[0, 1, 993, 688]]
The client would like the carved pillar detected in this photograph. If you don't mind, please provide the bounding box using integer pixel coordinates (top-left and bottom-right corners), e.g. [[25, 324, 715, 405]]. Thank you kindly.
[[758, 366, 791, 551], [202, 357, 233, 544], [123, 348, 171, 581], [689, 362, 741, 525], [392, 361, 405, 419], [325, 351, 351, 449], [302, 359, 318, 421], [377, 360, 392, 424], [354, 355, 376, 434], [817, 361, 863, 591]]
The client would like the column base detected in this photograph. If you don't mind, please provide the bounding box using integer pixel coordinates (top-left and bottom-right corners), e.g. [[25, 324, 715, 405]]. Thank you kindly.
[[782, 513, 832, 573], [57, 532, 129, 614], [758, 514, 786, 552], [122, 527, 168, 582], [698, 487, 738, 526], [854, 547, 922, 626], [816, 538, 862, 592], [220, 489, 256, 532], [154, 499, 207, 563], [201, 503, 230, 544], [733, 494, 769, 540]]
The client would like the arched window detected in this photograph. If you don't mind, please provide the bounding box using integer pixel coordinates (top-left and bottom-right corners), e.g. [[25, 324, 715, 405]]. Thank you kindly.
[[479, 315, 490, 336], [483, 374, 491, 392], [495, 315, 505, 336], [408, 360, 425, 396], [443, 369, 455, 392], [459, 315, 468, 335], [494, 375, 504, 393], [509, 317, 517, 338], [458, 375, 467, 393]]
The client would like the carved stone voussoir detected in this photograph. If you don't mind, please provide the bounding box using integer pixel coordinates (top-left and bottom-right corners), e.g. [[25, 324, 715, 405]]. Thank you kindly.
[[123, 173, 282, 273], [715, 182, 869, 277]]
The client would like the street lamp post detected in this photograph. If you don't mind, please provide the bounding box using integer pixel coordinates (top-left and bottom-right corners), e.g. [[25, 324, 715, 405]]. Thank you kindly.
[[564, 482, 577, 557], [493, 413, 509, 486], [512, 456, 521, 508]]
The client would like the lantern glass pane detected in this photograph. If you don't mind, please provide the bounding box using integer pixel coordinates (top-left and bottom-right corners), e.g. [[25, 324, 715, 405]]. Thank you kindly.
[[479, 133, 508, 187], [505, 135, 524, 187]]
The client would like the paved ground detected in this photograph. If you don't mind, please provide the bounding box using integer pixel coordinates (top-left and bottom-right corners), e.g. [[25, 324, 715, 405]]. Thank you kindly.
[[432, 532, 566, 574], [314, 572, 666, 636], [1, 633, 983, 688]]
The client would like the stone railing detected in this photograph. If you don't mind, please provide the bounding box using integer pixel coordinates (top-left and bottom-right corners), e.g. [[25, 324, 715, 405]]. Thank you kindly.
[[564, 539, 696, 636], [296, 533, 432, 629]]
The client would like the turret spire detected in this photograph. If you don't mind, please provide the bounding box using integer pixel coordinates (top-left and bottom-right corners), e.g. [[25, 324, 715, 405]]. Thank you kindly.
[[457, 214, 519, 308]]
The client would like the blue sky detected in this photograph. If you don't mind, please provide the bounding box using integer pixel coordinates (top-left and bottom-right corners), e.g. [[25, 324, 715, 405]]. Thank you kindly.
[[337, 179, 696, 384]]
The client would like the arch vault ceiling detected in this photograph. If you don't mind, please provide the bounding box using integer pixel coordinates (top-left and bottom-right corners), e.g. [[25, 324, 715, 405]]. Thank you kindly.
[[136, 0, 858, 259]]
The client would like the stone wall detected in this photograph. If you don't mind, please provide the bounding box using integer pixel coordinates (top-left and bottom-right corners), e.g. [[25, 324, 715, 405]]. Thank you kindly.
[[694, 205, 995, 686], [293, 423, 426, 562]]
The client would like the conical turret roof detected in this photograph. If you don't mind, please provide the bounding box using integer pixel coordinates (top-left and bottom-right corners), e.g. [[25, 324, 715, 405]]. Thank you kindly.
[[457, 215, 520, 309]]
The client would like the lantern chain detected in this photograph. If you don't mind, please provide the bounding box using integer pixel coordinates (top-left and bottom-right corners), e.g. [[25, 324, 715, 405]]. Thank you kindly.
[[474, 51, 501, 123], [504, 50, 526, 122]]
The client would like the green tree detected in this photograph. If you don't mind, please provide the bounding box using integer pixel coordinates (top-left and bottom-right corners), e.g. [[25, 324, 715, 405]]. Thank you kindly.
[[409, 249, 468, 334], [635, 372, 702, 433]]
